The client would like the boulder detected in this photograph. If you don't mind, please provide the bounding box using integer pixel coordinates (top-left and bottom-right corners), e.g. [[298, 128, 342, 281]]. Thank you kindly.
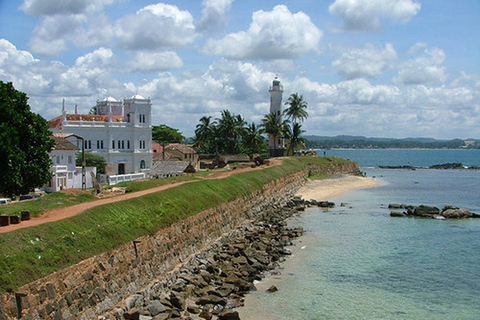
[[195, 294, 226, 306], [218, 310, 241, 320], [124, 308, 140, 320], [440, 208, 476, 219], [390, 211, 407, 217], [146, 301, 170, 317], [414, 205, 440, 218], [267, 285, 278, 292], [388, 203, 406, 209]]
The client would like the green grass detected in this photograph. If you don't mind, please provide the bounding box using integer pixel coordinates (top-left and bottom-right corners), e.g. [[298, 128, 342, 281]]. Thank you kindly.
[[0, 192, 96, 217], [307, 172, 332, 180], [0, 156, 344, 292]]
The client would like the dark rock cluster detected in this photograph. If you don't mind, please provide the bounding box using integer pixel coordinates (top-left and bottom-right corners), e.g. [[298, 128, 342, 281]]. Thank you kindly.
[[112, 199, 311, 320], [389, 204, 480, 219]]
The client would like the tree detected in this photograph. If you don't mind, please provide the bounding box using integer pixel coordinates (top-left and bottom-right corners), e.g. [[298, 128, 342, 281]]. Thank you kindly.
[[194, 116, 217, 154], [76, 152, 106, 174], [261, 112, 286, 152], [216, 110, 247, 154], [284, 122, 306, 155], [0, 81, 55, 197], [152, 124, 185, 144], [242, 122, 266, 154], [284, 93, 308, 124]]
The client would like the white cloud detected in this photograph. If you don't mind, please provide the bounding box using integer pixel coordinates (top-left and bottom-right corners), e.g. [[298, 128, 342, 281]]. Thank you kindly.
[[332, 43, 397, 79], [21, 0, 118, 16], [394, 47, 446, 85], [28, 14, 86, 56], [129, 51, 183, 72], [196, 0, 234, 34], [75, 47, 114, 69], [115, 3, 196, 50], [27, 2, 194, 56], [204, 5, 322, 60], [329, 0, 421, 32]]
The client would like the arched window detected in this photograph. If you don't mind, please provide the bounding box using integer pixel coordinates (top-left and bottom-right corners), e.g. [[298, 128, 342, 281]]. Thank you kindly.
[[140, 160, 145, 170]]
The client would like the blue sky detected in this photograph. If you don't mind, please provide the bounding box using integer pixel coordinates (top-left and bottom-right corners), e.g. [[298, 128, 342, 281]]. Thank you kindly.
[[1, 0, 479, 139]]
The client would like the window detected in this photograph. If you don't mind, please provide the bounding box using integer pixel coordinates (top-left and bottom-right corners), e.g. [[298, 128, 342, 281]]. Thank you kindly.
[[140, 160, 145, 169], [56, 156, 60, 164], [122, 140, 125, 149], [68, 155, 72, 164], [101, 140, 104, 149], [142, 114, 146, 123], [112, 140, 115, 149], [68, 173, 73, 180], [127, 140, 130, 149], [88, 140, 91, 149], [118, 140, 121, 149]]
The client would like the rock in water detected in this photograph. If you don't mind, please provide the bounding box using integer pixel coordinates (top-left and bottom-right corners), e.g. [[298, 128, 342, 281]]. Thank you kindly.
[[267, 285, 278, 292]]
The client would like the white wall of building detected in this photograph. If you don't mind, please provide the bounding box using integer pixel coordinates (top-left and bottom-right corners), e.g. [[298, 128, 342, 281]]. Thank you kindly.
[[50, 95, 153, 176]]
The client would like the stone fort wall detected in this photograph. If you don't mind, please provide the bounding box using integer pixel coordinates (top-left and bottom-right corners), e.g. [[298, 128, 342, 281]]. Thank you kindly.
[[0, 161, 360, 320]]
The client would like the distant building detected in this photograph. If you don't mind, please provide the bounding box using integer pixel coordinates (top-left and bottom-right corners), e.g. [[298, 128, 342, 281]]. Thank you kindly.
[[268, 75, 285, 156], [151, 142, 199, 171], [49, 95, 153, 176], [43, 134, 96, 192]]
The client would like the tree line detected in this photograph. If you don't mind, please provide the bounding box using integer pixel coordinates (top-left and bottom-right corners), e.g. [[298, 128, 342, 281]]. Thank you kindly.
[[193, 93, 309, 156]]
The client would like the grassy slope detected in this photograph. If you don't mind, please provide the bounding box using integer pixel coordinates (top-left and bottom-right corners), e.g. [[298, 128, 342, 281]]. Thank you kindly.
[[0, 156, 347, 292]]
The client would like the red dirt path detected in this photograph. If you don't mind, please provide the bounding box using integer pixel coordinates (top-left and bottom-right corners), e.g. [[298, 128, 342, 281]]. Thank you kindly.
[[0, 159, 282, 234]]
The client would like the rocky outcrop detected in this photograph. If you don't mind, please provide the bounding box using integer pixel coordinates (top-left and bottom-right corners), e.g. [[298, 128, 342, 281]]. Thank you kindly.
[[389, 204, 480, 219], [429, 163, 464, 169]]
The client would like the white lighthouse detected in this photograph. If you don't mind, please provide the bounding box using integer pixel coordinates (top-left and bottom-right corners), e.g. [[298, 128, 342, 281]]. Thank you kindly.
[[268, 75, 284, 156]]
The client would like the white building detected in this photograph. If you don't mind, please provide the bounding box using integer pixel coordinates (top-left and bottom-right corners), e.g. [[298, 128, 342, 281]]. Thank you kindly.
[[49, 95, 153, 176], [43, 135, 96, 193], [268, 75, 285, 156]]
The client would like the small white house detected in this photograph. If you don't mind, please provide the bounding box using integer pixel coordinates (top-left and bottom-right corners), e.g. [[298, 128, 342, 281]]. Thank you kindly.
[[43, 135, 96, 193]]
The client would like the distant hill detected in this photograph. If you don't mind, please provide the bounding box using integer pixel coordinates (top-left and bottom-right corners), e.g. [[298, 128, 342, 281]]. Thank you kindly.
[[304, 135, 480, 149]]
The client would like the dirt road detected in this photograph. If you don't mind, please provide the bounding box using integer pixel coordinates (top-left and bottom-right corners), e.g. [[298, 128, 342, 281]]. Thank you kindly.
[[0, 159, 282, 233]]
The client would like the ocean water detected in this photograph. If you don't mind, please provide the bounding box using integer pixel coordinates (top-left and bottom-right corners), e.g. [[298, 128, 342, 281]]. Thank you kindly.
[[240, 150, 480, 320]]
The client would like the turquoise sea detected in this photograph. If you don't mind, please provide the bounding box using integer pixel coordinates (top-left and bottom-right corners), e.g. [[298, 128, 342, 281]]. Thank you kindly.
[[240, 149, 480, 320]]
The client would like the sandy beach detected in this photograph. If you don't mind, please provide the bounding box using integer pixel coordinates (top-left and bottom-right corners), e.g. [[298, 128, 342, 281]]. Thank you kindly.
[[295, 174, 382, 200], [238, 174, 382, 320]]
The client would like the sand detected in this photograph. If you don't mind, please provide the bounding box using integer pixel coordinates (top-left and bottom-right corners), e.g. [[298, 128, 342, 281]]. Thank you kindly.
[[237, 174, 382, 320], [295, 174, 381, 201]]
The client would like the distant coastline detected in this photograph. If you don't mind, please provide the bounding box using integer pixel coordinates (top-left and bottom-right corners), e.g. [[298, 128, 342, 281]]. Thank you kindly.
[[305, 135, 480, 150]]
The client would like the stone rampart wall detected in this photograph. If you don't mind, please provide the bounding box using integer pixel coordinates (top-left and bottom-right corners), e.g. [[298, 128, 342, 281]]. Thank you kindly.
[[0, 161, 359, 320]]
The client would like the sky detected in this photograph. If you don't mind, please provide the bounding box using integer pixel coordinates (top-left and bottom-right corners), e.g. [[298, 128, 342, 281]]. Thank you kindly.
[[1, 0, 479, 139]]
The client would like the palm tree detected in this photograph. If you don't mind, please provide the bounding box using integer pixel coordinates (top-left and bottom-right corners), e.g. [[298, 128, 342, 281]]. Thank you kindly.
[[216, 110, 247, 154], [194, 116, 216, 153], [284, 122, 306, 156], [261, 112, 286, 156], [242, 122, 266, 154], [284, 93, 308, 124]]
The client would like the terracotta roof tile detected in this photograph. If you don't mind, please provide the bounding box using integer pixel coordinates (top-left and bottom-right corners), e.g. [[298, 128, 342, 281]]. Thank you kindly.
[[50, 136, 79, 151]]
